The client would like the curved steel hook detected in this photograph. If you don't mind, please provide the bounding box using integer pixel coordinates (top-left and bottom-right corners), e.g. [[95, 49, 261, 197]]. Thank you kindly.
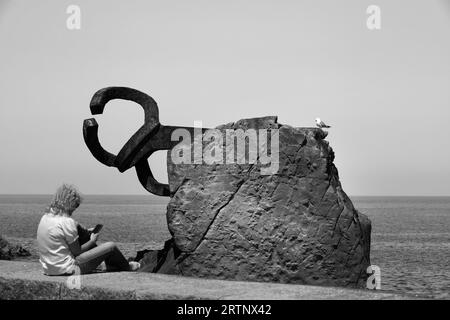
[[83, 118, 117, 167], [135, 159, 170, 196], [83, 86, 194, 197], [86, 87, 161, 172], [90, 87, 159, 124]]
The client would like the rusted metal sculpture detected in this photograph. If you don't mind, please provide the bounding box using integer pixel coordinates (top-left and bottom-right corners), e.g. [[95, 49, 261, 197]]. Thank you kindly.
[[83, 87, 206, 196]]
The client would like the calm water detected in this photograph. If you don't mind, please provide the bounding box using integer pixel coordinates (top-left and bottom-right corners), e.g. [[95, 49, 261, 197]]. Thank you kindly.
[[0, 195, 449, 298]]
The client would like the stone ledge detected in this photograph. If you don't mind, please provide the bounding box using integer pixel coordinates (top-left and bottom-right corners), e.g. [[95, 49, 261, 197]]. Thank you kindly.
[[0, 261, 415, 300]]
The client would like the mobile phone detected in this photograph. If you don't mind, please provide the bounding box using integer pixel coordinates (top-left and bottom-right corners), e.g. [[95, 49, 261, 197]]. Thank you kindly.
[[92, 224, 103, 234]]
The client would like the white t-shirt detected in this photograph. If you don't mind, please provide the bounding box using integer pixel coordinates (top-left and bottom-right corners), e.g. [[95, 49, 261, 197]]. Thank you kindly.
[[36, 212, 79, 275]]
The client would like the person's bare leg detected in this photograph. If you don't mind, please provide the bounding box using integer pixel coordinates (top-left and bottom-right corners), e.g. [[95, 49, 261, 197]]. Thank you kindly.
[[103, 242, 130, 271], [75, 242, 130, 274]]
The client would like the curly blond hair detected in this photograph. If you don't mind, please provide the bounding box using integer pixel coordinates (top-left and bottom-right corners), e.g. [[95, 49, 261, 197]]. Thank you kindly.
[[48, 184, 83, 216]]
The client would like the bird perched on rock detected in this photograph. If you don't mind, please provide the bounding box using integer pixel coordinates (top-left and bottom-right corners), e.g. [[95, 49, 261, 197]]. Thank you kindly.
[[315, 118, 331, 128]]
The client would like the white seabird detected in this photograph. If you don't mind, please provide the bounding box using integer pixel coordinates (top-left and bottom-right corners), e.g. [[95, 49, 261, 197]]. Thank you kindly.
[[315, 118, 331, 129]]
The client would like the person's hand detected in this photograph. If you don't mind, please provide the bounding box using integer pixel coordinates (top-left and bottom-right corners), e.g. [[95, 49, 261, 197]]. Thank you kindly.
[[90, 232, 99, 243]]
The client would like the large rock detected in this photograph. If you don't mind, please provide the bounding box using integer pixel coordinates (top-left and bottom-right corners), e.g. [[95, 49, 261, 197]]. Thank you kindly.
[[138, 116, 371, 288], [0, 235, 31, 260]]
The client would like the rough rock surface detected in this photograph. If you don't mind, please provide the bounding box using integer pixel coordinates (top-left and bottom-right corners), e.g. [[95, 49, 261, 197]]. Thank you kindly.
[[0, 235, 31, 260], [138, 116, 371, 288]]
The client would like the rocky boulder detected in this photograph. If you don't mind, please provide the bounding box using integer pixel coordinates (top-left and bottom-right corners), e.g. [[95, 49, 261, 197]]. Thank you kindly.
[[0, 235, 31, 260], [138, 116, 371, 288]]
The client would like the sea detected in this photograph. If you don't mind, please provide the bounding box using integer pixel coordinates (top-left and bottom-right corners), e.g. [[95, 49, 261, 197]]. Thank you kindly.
[[0, 194, 448, 299]]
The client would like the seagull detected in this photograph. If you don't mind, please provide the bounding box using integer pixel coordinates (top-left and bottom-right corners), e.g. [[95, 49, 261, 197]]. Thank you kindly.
[[315, 118, 331, 129]]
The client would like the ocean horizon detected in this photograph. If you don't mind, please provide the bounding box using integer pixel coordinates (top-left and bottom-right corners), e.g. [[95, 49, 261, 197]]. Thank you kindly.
[[1, 194, 449, 298]]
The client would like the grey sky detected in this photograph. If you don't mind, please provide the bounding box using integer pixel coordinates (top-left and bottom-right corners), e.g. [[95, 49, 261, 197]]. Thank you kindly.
[[0, 0, 449, 196]]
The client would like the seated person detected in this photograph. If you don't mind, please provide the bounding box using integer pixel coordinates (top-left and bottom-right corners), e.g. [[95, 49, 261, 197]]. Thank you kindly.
[[36, 184, 140, 275]]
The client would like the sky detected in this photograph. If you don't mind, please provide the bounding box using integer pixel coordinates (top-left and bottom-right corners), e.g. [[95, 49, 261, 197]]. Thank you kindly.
[[0, 0, 449, 196]]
